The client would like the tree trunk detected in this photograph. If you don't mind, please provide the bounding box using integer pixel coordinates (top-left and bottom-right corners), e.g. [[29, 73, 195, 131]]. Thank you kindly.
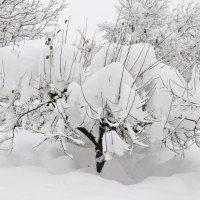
[[95, 121, 106, 173], [77, 122, 106, 173], [95, 142, 105, 173]]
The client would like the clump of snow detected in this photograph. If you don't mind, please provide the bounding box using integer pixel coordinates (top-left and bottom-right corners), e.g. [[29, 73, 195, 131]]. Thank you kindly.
[[103, 131, 130, 160], [82, 62, 133, 109], [89, 43, 156, 77], [0, 39, 84, 96]]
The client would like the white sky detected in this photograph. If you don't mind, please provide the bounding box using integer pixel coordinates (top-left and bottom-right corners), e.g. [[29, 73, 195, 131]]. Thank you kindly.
[[58, 0, 117, 42], [54, 0, 193, 42]]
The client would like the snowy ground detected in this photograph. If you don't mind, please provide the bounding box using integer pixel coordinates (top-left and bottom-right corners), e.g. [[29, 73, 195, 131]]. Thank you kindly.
[[0, 132, 200, 200]]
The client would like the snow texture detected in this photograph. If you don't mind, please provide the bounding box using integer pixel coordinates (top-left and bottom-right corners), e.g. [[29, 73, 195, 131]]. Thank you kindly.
[[0, 132, 200, 199]]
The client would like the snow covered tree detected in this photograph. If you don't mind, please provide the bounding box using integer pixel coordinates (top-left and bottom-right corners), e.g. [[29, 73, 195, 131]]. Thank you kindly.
[[0, 39, 156, 173], [1, 23, 200, 174], [158, 1, 200, 80], [0, 61, 153, 173], [0, 0, 66, 47], [99, 0, 170, 45], [100, 0, 200, 80]]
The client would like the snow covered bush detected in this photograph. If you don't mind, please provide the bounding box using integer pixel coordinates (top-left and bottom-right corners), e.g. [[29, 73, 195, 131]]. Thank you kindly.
[[99, 0, 170, 45], [0, 0, 66, 47], [0, 39, 155, 173], [160, 1, 200, 79], [159, 64, 200, 153], [99, 0, 200, 80], [1, 35, 200, 175]]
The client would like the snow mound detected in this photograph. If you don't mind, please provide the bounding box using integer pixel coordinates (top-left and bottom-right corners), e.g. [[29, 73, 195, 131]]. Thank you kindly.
[[89, 43, 156, 77], [0, 39, 83, 95]]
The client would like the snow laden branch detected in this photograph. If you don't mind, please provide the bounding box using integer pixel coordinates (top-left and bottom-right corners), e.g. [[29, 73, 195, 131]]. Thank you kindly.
[[99, 0, 200, 80], [0, 0, 67, 46]]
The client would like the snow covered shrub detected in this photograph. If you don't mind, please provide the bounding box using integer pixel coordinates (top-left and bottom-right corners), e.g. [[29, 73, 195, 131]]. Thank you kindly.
[[0, 37, 85, 146], [1, 36, 200, 175], [160, 1, 200, 79], [0, 38, 157, 173], [69, 62, 153, 172], [99, 0, 200, 79], [99, 0, 170, 45], [89, 41, 200, 158], [159, 64, 200, 153], [0, 0, 66, 47], [141, 58, 200, 154]]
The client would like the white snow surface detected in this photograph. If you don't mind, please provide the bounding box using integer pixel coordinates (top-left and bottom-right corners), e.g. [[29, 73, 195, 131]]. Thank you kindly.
[[0, 131, 200, 200], [89, 43, 156, 77]]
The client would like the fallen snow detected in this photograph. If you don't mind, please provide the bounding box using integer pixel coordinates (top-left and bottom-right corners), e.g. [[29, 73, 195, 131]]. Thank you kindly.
[[0, 132, 200, 200]]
